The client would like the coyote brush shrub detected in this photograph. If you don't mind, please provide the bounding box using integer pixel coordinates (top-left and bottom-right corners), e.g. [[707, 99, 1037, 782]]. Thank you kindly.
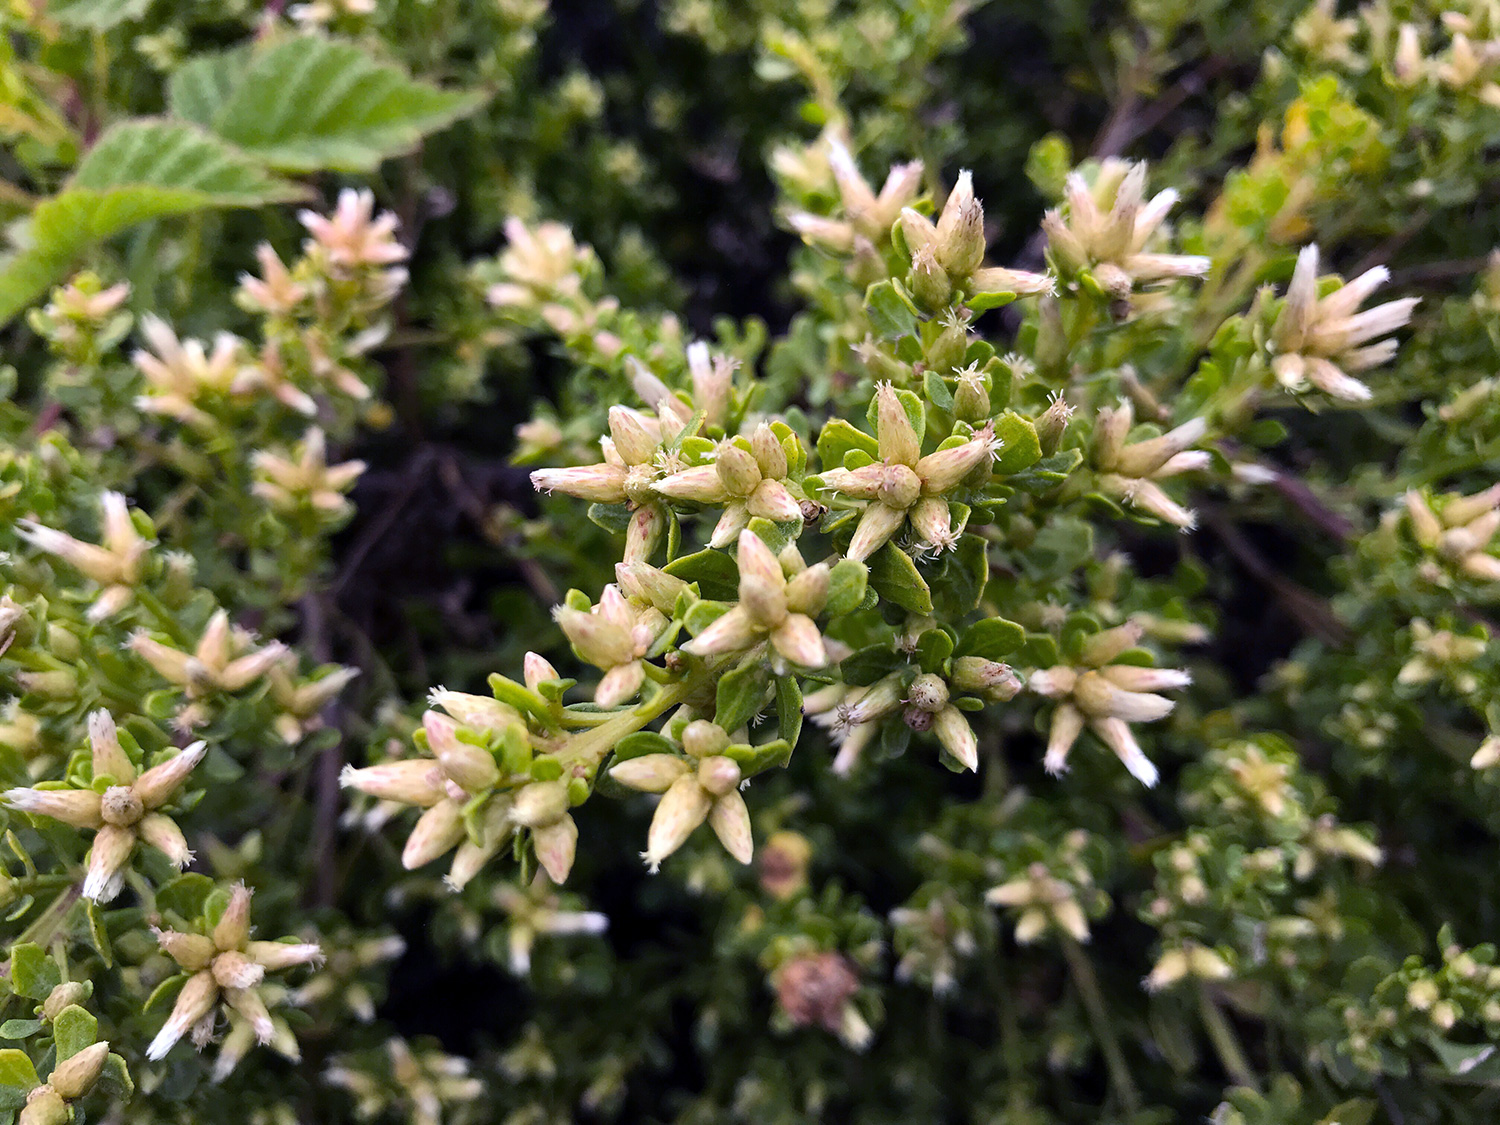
[[2, 1, 1500, 1122]]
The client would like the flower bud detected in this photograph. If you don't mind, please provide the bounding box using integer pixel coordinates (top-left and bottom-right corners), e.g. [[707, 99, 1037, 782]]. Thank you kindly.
[[138, 813, 193, 868], [5, 788, 103, 829], [131, 741, 207, 810], [82, 825, 135, 903], [951, 657, 1022, 700], [751, 424, 788, 479], [906, 673, 949, 712], [933, 706, 978, 771], [715, 442, 762, 496], [611, 754, 691, 793], [953, 368, 990, 422], [214, 883, 254, 950], [402, 800, 468, 869], [681, 721, 730, 759], [708, 790, 754, 863], [532, 815, 579, 883], [41, 983, 91, 1022], [340, 761, 445, 807], [644, 775, 712, 872], [935, 171, 985, 279], [18, 1088, 68, 1125], [696, 755, 742, 797], [423, 712, 500, 794], [512, 780, 569, 827], [212, 950, 267, 991], [428, 690, 523, 734], [155, 928, 217, 971]]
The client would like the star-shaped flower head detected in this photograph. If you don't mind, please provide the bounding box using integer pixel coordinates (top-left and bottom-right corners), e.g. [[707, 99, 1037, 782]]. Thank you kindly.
[[897, 172, 1053, 303], [1042, 160, 1210, 299], [610, 720, 755, 872], [17, 491, 151, 621], [816, 382, 998, 561], [553, 584, 669, 706], [130, 610, 288, 702], [680, 530, 831, 670], [251, 427, 366, 517], [1403, 483, 1500, 583], [654, 423, 804, 547], [1091, 399, 1209, 530], [147, 883, 322, 1061], [531, 403, 697, 562], [132, 315, 250, 430], [486, 217, 592, 313], [341, 692, 524, 887], [1027, 621, 1191, 786], [1270, 244, 1419, 401], [4, 710, 204, 902]]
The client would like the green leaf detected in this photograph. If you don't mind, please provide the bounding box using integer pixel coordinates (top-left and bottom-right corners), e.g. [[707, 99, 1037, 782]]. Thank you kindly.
[[97, 1052, 134, 1100], [0, 1023, 40, 1041], [923, 370, 954, 413], [665, 549, 739, 601], [0, 120, 302, 327], [49, 0, 152, 29], [992, 412, 1042, 475], [715, 661, 769, 732], [864, 278, 919, 339], [776, 676, 802, 745], [85, 898, 112, 967], [815, 419, 878, 474], [958, 618, 1025, 660], [868, 543, 932, 616], [724, 738, 793, 778], [824, 558, 868, 617], [612, 732, 676, 763], [840, 645, 904, 687], [914, 629, 953, 674], [1426, 1035, 1496, 1077], [0, 1050, 35, 1092], [166, 48, 253, 128], [208, 35, 488, 172], [152, 873, 217, 922], [7, 945, 57, 1001], [52, 1006, 96, 1062], [965, 289, 1017, 313]]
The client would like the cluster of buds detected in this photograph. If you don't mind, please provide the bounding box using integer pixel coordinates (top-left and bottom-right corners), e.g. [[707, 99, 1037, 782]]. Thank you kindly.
[[554, 584, 668, 706], [250, 427, 366, 519], [130, 610, 288, 717], [14, 1040, 112, 1125], [297, 188, 409, 304], [326, 1038, 483, 1125], [895, 171, 1053, 308], [1090, 399, 1209, 530], [493, 875, 609, 974], [815, 382, 998, 561], [292, 930, 406, 1022], [267, 659, 360, 744], [1028, 621, 1191, 785], [1434, 24, 1500, 105], [27, 272, 131, 363], [1269, 244, 1419, 402], [1291, 0, 1361, 69], [342, 692, 525, 886], [631, 341, 735, 433], [1403, 484, 1500, 582], [530, 402, 697, 562], [783, 140, 923, 258], [1397, 618, 1487, 695], [1042, 159, 1210, 302], [4, 710, 203, 902], [1143, 940, 1234, 993], [485, 217, 595, 318], [653, 423, 804, 547], [889, 889, 978, 996], [682, 530, 832, 670], [132, 315, 254, 429], [985, 830, 1101, 945], [17, 491, 151, 621], [147, 883, 322, 1061], [610, 720, 754, 871]]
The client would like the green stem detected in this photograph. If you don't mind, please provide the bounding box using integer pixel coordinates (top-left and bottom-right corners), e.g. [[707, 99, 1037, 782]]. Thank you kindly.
[[560, 662, 716, 772], [14, 883, 82, 952], [135, 587, 193, 646], [1197, 983, 1257, 1091], [1061, 934, 1141, 1115]]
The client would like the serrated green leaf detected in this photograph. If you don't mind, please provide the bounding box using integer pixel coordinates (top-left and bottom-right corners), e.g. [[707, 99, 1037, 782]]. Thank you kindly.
[[166, 48, 253, 128], [868, 543, 932, 615], [0, 121, 302, 327], [0, 1050, 35, 1092], [49, 0, 152, 30], [52, 1006, 96, 1062], [210, 36, 487, 172]]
